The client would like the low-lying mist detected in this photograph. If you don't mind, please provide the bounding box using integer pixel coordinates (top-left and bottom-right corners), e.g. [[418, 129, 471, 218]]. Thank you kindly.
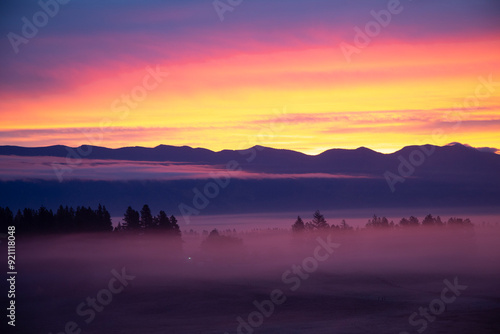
[[15, 226, 500, 334]]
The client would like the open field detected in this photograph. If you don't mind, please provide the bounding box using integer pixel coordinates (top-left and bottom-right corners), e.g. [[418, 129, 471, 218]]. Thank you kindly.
[[13, 226, 500, 333]]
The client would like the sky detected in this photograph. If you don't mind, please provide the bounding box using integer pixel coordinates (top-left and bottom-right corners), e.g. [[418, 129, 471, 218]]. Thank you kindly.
[[1, 0, 499, 154]]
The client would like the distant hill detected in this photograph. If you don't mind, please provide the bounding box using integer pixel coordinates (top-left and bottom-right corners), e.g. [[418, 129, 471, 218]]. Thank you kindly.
[[1, 143, 499, 217], [1, 142, 499, 177]]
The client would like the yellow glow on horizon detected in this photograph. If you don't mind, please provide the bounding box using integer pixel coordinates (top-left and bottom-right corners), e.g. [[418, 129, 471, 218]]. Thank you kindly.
[[0, 36, 499, 153]]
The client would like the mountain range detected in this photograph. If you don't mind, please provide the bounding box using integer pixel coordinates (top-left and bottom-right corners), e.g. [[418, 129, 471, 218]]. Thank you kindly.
[[1, 142, 499, 174], [0, 143, 499, 218]]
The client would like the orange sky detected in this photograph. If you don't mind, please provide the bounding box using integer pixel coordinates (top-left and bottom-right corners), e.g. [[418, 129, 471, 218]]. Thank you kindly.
[[1, 1, 499, 154]]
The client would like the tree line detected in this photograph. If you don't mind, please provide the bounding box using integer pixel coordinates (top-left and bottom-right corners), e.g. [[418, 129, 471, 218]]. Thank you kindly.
[[365, 214, 473, 229], [0, 205, 112, 234], [292, 210, 474, 232], [292, 210, 354, 232], [116, 205, 180, 237], [0, 204, 180, 237]]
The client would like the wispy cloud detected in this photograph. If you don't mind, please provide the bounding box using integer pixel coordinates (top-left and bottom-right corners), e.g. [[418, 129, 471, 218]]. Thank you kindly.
[[0, 0, 499, 153], [0, 156, 376, 181]]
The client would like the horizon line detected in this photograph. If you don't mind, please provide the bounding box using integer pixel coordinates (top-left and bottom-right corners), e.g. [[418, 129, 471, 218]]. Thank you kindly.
[[1, 142, 498, 156]]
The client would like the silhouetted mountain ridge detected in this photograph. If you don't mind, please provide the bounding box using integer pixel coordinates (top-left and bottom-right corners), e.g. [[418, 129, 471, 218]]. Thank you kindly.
[[1, 143, 500, 216], [1, 143, 499, 178]]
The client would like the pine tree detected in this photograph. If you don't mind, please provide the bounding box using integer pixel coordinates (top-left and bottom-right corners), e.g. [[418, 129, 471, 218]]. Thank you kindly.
[[169, 215, 181, 237], [156, 211, 170, 230], [340, 219, 352, 230], [114, 222, 124, 232], [140, 205, 154, 230], [310, 210, 329, 230], [292, 216, 305, 232], [123, 206, 140, 231]]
